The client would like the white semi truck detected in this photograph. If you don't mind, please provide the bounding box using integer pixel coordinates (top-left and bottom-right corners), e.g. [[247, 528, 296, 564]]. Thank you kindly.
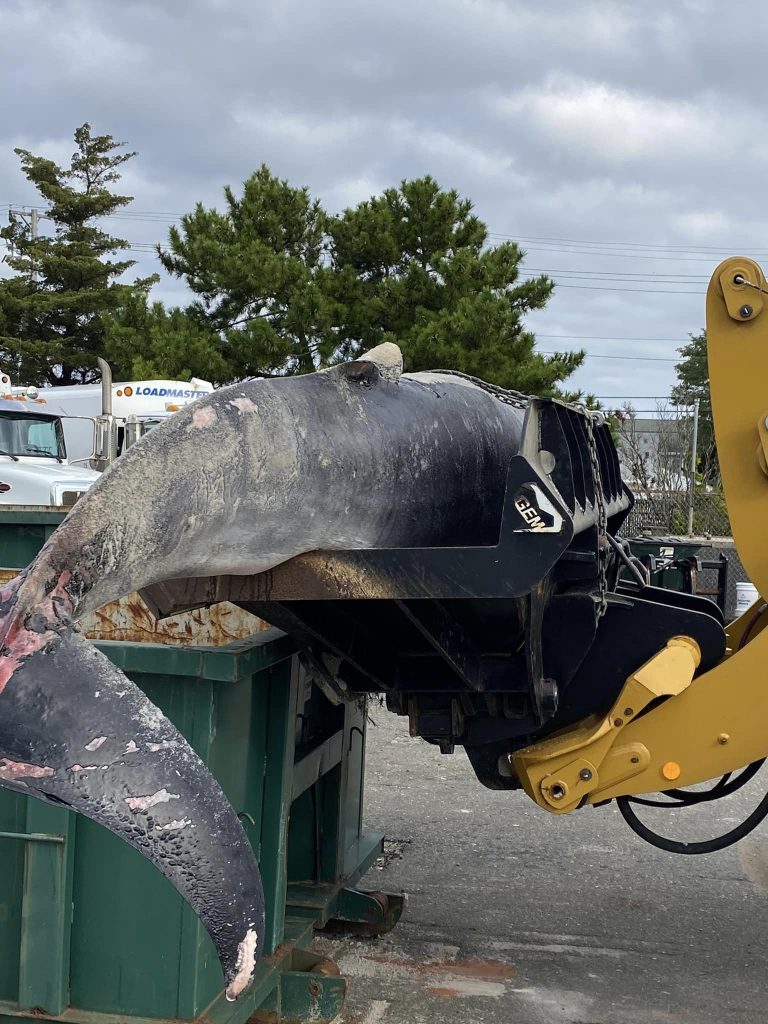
[[0, 394, 99, 506]]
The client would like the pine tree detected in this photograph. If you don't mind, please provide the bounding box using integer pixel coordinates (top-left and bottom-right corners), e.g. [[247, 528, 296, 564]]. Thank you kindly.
[[0, 124, 156, 386], [103, 293, 229, 383], [158, 165, 338, 379], [328, 176, 583, 394], [161, 169, 583, 394]]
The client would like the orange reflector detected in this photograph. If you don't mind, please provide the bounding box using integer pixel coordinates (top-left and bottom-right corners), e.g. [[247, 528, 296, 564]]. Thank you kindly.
[[116, 389, 123, 397], [124, 386, 133, 396], [165, 403, 180, 412], [661, 761, 681, 781]]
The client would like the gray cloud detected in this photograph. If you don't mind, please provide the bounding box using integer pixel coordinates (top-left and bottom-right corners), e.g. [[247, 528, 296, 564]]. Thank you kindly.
[[2, 0, 766, 402]]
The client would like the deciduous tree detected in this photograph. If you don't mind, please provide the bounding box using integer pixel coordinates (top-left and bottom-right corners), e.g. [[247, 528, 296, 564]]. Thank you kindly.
[[671, 330, 719, 487]]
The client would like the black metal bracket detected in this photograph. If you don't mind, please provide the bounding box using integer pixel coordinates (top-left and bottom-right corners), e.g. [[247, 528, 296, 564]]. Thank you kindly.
[[523, 583, 559, 722]]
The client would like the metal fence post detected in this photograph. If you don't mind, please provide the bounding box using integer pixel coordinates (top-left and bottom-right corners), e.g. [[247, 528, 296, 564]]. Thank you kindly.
[[687, 399, 700, 535]]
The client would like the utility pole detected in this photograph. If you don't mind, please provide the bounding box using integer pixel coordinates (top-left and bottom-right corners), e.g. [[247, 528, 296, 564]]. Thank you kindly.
[[7, 207, 48, 280], [687, 398, 700, 536], [8, 206, 47, 240]]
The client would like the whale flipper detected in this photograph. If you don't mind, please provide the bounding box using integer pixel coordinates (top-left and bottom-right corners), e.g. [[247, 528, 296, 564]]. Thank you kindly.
[[0, 620, 264, 1000]]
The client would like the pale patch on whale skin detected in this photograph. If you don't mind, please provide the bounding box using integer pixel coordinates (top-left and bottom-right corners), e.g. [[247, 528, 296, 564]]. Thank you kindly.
[[225, 927, 259, 1001], [155, 817, 193, 833], [229, 396, 258, 414], [147, 740, 180, 752], [187, 406, 218, 431], [125, 788, 180, 812], [0, 758, 54, 782]]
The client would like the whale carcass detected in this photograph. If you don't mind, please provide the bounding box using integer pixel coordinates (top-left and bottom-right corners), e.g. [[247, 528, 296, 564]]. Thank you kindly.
[[0, 343, 725, 995]]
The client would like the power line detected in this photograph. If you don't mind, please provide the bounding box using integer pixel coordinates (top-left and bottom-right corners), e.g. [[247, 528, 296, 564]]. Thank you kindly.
[[0, 231, 711, 296], [539, 351, 677, 362], [524, 266, 709, 280], [536, 333, 687, 341], [516, 245, 730, 264], [110, 243, 712, 294], [489, 232, 768, 254], [118, 245, 713, 287], [109, 246, 716, 282], [5, 202, 759, 254], [554, 283, 703, 294], [5, 202, 763, 252], [0, 205, 726, 296]]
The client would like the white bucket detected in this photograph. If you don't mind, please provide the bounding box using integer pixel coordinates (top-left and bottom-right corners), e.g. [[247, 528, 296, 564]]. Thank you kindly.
[[736, 581, 759, 616]]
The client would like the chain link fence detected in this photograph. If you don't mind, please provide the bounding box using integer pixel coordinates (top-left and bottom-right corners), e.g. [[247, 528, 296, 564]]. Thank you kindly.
[[621, 490, 732, 539]]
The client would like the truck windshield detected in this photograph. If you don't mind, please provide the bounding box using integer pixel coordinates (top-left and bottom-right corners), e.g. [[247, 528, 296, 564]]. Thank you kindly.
[[0, 413, 65, 459]]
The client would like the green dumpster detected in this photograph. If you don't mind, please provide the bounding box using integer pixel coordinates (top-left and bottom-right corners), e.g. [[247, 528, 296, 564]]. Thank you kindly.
[[626, 535, 705, 593], [0, 507, 67, 569], [0, 511, 399, 1024]]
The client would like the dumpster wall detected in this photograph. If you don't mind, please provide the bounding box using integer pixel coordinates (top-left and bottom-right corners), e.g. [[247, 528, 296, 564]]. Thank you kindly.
[[0, 510, 267, 646], [0, 632, 378, 1023]]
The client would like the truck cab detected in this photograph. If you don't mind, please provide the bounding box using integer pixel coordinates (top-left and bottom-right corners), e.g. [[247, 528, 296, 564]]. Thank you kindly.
[[0, 397, 99, 506]]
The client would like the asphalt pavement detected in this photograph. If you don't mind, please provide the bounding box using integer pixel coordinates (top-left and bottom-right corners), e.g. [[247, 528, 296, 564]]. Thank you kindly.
[[316, 707, 768, 1024]]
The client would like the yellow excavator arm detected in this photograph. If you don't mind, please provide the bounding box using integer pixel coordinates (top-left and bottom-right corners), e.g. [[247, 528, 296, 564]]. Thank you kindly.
[[512, 258, 768, 838]]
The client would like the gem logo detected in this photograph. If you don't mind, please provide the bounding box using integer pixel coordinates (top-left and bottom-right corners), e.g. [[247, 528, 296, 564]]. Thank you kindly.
[[514, 494, 547, 531], [512, 485, 563, 533]]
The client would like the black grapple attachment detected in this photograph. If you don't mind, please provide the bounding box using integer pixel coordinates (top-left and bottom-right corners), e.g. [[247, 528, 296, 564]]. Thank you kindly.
[[145, 397, 725, 790]]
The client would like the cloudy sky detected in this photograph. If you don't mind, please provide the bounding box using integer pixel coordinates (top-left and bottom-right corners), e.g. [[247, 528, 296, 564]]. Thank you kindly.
[[1, 0, 766, 408]]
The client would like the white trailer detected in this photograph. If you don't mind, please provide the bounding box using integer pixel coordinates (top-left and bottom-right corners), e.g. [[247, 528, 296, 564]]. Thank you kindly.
[[12, 369, 215, 469]]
